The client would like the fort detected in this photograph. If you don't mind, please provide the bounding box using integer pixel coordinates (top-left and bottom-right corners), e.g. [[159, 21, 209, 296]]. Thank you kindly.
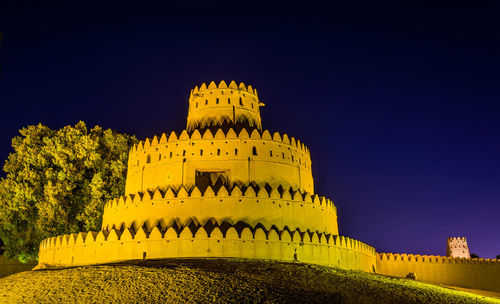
[[36, 81, 500, 293]]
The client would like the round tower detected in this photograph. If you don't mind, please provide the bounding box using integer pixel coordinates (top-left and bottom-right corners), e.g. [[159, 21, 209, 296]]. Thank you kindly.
[[37, 81, 377, 273]]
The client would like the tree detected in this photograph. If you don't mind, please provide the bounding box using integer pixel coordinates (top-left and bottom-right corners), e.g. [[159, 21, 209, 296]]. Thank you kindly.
[[470, 253, 479, 259], [496, 255, 500, 260], [0, 122, 136, 262]]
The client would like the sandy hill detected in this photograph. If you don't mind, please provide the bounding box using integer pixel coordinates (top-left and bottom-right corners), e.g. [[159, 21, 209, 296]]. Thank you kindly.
[[0, 259, 498, 304]]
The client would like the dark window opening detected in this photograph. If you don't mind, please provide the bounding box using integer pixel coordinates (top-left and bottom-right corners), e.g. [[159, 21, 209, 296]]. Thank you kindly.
[[200, 149, 203, 156], [170, 152, 173, 158], [158, 154, 162, 161], [270, 151, 273, 157], [195, 170, 229, 193], [216, 98, 219, 104], [183, 150, 186, 156], [205, 99, 208, 105], [196, 102, 198, 108], [239, 97, 243, 106], [228, 98, 230, 104], [137, 160, 139, 166], [282, 152, 285, 159], [235, 148, 238, 155], [252, 146, 257, 155], [217, 149, 220, 156]]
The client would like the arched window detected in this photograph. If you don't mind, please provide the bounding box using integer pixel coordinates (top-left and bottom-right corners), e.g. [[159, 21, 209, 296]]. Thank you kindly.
[[252, 146, 257, 155]]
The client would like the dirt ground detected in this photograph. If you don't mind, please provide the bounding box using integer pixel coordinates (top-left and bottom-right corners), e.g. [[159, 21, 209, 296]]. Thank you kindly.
[[0, 259, 498, 304]]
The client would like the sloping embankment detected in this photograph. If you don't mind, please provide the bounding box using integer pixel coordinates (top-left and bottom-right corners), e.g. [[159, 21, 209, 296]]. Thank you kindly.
[[0, 259, 498, 304]]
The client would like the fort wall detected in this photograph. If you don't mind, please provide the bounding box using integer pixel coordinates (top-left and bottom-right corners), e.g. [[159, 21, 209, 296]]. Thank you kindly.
[[102, 184, 338, 235], [37, 226, 376, 273], [125, 128, 314, 195], [376, 253, 500, 293]]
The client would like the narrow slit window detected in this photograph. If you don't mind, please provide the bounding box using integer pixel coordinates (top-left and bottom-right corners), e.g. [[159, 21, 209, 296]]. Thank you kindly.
[[270, 151, 273, 157], [282, 152, 285, 159], [170, 152, 173, 158], [235, 148, 238, 155], [239, 97, 243, 106], [217, 149, 220, 156], [183, 150, 186, 156], [200, 149, 203, 156], [228, 98, 230, 104], [216, 98, 219, 104], [196, 102, 198, 108], [205, 99, 208, 105], [252, 146, 257, 155], [158, 154, 162, 161], [146, 155, 151, 163], [137, 160, 139, 166]]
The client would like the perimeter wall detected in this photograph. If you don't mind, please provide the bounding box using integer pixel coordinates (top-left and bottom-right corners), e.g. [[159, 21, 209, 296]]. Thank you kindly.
[[376, 253, 500, 292], [37, 226, 376, 273]]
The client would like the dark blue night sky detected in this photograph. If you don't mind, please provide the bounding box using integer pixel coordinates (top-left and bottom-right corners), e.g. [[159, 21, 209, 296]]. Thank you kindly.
[[1, 1, 499, 258]]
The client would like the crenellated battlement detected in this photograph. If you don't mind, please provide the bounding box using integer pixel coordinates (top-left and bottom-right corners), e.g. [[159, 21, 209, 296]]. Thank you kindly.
[[101, 183, 338, 237], [125, 127, 314, 195], [106, 184, 333, 211], [377, 253, 500, 265], [131, 128, 310, 156], [187, 81, 263, 131], [37, 223, 376, 272], [376, 252, 500, 292]]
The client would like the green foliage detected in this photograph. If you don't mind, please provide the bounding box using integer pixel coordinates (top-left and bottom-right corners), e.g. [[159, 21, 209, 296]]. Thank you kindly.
[[0, 122, 136, 262]]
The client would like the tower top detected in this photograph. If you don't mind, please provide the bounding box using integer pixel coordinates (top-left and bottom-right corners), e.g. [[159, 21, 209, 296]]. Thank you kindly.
[[187, 81, 264, 132]]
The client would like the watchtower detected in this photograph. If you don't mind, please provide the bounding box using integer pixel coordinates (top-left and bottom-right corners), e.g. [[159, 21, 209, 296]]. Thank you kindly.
[[447, 237, 470, 258]]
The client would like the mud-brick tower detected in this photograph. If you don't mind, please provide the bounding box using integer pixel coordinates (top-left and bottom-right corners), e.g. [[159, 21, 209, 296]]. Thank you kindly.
[[447, 237, 470, 258], [37, 81, 376, 272]]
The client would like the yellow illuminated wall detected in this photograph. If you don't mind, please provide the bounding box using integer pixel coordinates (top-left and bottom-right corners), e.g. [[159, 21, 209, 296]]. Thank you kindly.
[[37, 225, 376, 273], [376, 253, 500, 292], [124, 129, 314, 196]]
